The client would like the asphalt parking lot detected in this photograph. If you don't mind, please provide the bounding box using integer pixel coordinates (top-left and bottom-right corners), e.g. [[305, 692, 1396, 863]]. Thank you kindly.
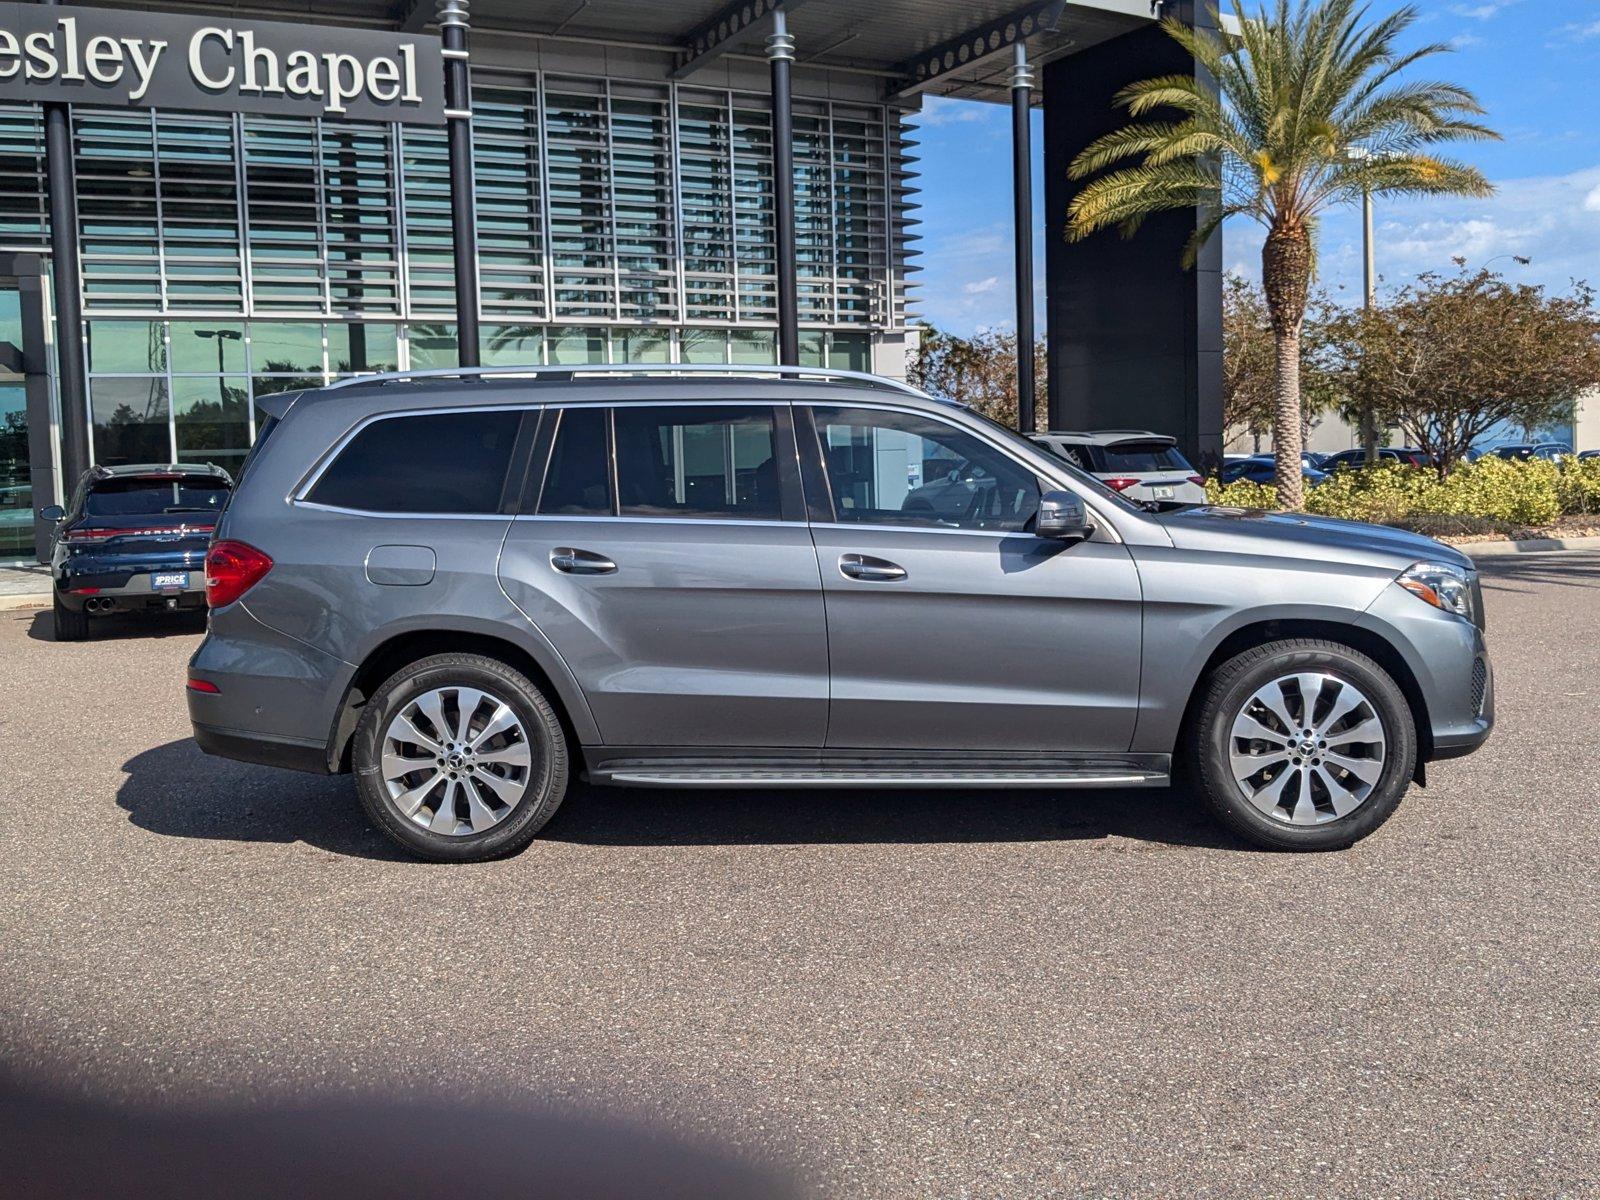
[[2, 553, 1597, 1198]]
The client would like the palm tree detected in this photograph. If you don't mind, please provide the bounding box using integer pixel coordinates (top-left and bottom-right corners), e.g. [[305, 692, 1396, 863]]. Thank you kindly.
[[1065, 0, 1495, 508]]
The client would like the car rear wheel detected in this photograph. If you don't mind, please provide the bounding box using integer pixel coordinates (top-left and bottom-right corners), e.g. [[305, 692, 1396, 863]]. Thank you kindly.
[[353, 653, 569, 862], [1187, 638, 1417, 851], [52, 596, 89, 642]]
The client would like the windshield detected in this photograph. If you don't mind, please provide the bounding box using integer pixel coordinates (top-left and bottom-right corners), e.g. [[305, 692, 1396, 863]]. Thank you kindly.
[[962, 408, 1143, 514], [83, 476, 230, 518]]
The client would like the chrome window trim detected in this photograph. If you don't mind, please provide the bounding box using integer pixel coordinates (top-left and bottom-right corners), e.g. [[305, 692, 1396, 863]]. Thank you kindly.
[[511, 513, 797, 530], [294, 501, 518, 522]]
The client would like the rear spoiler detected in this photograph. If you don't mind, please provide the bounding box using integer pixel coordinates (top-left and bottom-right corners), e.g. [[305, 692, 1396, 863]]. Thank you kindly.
[[1104, 434, 1178, 450], [254, 391, 305, 422]]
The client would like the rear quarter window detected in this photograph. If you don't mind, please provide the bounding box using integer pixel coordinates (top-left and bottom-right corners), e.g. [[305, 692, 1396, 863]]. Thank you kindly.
[[307, 409, 524, 514]]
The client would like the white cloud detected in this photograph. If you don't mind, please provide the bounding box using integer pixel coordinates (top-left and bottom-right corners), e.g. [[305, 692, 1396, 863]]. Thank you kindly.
[[1449, 32, 1484, 49], [1565, 19, 1600, 41], [910, 221, 1046, 332], [910, 96, 1002, 128], [1226, 163, 1600, 302], [1449, 1, 1518, 18]]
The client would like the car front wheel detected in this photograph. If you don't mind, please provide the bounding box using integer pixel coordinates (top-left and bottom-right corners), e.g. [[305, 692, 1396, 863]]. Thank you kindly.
[[352, 653, 569, 862], [1187, 638, 1417, 851]]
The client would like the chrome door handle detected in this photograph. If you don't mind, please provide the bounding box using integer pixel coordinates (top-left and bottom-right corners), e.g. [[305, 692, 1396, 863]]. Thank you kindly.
[[550, 547, 617, 575], [839, 553, 907, 582]]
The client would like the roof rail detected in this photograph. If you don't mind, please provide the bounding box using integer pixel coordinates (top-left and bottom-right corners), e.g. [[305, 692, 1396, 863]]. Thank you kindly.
[[319, 362, 933, 400]]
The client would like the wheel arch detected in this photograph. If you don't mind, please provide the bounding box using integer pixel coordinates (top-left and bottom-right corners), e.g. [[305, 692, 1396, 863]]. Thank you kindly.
[[1175, 618, 1433, 775], [324, 623, 598, 774]]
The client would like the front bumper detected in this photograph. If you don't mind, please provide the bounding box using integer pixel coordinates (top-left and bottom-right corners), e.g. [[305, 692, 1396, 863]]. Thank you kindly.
[[1358, 583, 1494, 762]]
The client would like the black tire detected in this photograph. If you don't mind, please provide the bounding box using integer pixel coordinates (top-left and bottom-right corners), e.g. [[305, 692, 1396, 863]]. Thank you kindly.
[[352, 652, 569, 863], [1186, 638, 1417, 851], [53, 595, 90, 642]]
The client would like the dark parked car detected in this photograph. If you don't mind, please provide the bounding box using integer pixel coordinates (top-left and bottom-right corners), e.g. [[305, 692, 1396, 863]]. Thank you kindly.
[[44, 463, 232, 641], [1492, 442, 1572, 462], [1219, 456, 1330, 488], [1219, 452, 1322, 482], [1321, 447, 1433, 471], [187, 365, 1492, 861], [1579, 449, 1599, 461]]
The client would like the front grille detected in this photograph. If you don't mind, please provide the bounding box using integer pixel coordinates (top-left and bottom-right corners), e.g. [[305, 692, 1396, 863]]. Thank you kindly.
[[1471, 657, 1488, 717]]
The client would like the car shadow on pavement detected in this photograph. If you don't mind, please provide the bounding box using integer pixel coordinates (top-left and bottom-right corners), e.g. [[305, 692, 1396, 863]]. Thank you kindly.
[[117, 739, 409, 862], [26, 608, 208, 643], [543, 779, 1249, 851], [119, 739, 1248, 856], [1475, 554, 1600, 594]]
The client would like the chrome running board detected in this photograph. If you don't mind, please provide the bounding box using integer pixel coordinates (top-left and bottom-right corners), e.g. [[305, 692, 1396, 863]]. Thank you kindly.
[[603, 769, 1167, 788], [585, 752, 1170, 789]]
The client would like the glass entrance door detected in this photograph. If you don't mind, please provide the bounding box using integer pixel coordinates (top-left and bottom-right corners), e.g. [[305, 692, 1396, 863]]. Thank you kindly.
[[0, 280, 34, 561], [0, 255, 54, 563]]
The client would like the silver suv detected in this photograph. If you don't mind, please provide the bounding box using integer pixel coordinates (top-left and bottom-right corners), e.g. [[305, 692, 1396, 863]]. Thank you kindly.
[[188, 366, 1493, 861]]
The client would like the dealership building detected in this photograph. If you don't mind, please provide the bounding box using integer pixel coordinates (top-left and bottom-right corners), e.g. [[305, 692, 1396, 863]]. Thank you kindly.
[[0, 0, 1222, 562]]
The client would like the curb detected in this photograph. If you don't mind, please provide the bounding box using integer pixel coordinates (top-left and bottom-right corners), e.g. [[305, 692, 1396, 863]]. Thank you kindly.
[[1458, 534, 1600, 559]]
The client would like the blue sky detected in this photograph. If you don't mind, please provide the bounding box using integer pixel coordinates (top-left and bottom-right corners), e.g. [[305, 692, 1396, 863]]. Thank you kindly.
[[908, 0, 1600, 334]]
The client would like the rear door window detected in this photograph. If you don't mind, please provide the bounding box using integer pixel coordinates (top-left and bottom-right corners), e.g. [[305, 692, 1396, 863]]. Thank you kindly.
[[307, 409, 523, 514], [83, 476, 230, 517], [613, 405, 782, 520], [538, 406, 612, 516]]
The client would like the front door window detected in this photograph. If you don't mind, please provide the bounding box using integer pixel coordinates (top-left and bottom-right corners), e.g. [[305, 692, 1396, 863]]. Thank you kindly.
[[811, 406, 1041, 532]]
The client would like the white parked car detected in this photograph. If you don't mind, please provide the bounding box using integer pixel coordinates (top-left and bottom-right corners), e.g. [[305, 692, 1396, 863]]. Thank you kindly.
[[1028, 430, 1207, 507]]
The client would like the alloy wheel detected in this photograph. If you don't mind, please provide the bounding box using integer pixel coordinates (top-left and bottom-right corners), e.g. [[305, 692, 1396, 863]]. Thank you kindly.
[[380, 685, 533, 836], [1227, 671, 1387, 825]]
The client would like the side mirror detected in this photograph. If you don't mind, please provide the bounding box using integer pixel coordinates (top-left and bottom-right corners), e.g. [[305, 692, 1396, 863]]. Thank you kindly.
[[39, 504, 64, 522], [1035, 490, 1093, 542]]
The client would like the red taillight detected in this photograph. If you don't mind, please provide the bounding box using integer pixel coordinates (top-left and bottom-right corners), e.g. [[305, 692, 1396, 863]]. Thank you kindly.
[[205, 540, 273, 608], [1102, 477, 1141, 492], [186, 678, 221, 694], [1187, 474, 1205, 486]]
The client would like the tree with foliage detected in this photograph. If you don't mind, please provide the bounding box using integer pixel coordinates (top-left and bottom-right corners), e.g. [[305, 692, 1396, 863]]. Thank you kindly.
[[1224, 275, 1344, 451], [1064, 0, 1495, 508], [1326, 266, 1600, 477], [907, 326, 1048, 432], [1223, 274, 1277, 449]]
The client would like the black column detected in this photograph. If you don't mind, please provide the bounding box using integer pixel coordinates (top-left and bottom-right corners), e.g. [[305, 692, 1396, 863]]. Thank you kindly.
[[1011, 46, 1036, 432], [439, 0, 481, 368], [767, 11, 799, 366], [41, 0, 88, 485], [1042, 2, 1223, 469]]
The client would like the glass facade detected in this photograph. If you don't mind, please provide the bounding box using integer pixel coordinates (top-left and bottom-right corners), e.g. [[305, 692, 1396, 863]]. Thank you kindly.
[[0, 72, 907, 480]]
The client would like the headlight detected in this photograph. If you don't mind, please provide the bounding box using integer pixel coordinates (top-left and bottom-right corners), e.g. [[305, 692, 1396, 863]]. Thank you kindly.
[[1396, 561, 1475, 621]]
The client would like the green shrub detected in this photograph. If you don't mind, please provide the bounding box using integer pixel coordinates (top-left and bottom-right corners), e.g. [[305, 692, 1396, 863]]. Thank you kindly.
[[1556, 456, 1600, 515], [1206, 455, 1581, 532], [1204, 477, 1277, 508]]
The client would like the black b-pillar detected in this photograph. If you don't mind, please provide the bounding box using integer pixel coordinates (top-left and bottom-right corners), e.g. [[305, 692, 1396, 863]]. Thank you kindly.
[[1011, 44, 1036, 431], [438, 0, 481, 368], [40, 0, 89, 485], [767, 10, 799, 366]]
